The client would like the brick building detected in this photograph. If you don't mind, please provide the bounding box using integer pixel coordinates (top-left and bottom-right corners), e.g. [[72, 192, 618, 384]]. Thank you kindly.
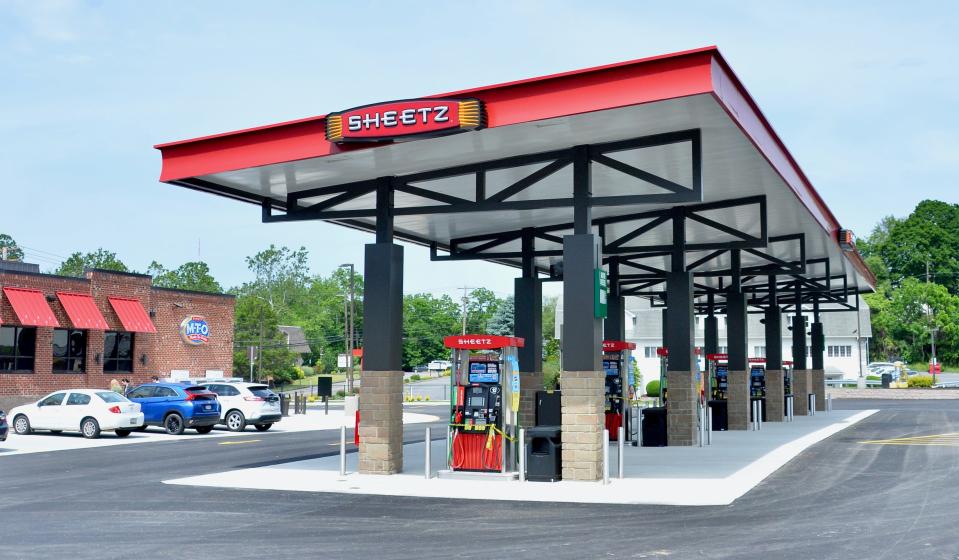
[[0, 262, 235, 409]]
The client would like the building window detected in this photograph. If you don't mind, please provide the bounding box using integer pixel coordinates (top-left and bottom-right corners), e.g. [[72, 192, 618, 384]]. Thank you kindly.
[[695, 316, 701, 326], [754, 346, 766, 358], [644, 346, 658, 358], [0, 326, 36, 372], [828, 345, 853, 358], [52, 329, 87, 373], [103, 331, 134, 373], [718, 345, 728, 354]]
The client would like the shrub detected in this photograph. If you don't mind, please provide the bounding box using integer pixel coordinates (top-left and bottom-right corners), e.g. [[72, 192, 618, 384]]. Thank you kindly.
[[866, 375, 880, 382], [410, 374, 421, 382], [301, 366, 314, 377], [907, 374, 934, 388], [307, 395, 317, 402], [441, 369, 451, 377], [335, 389, 346, 399], [645, 380, 661, 397], [293, 366, 306, 380], [424, 396, 430, 401]]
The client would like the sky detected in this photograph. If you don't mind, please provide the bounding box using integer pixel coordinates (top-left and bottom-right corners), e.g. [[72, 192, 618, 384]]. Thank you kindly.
[[1, 0, 956, 300]]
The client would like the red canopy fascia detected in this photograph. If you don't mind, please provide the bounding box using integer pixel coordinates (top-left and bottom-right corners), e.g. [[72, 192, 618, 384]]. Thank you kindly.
[[154, 46, 875, 288], [603, 340, 637, 351], [107, 297, 157, 333], [57, 292, 109, 330], [2, 287, 60, 327]]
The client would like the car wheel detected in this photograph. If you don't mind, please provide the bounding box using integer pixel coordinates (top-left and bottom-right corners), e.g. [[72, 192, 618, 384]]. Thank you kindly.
[[115, 429, 131, 437], [225, 410, 246, 432], [254, 423, 272, 432], [195, 425, 214, 434], [81, 417, 101, 439], [164, 413, 185, 435], [13, 415, 31, 435]]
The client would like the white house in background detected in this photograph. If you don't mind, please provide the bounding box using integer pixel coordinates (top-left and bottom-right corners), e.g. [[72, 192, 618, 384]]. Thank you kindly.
[[278, 325, 312, 367], [555, 296, 871, 381]]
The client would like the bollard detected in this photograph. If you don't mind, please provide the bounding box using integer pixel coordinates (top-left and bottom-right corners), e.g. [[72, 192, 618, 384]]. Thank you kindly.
[[603, 428, 610, 485], [617, 426, 625, 479], [707, 407, 712, 445], [339, 425, 346, 476], [519, 428, 526, 482], [810, 394, 816, 417], [424, 427, 431, 479], [827, 393, 832, 412], [324, 396, 329, 416]]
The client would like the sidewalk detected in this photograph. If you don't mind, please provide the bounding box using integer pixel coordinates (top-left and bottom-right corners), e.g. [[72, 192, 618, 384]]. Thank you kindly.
[[165, 409, 876, 506]]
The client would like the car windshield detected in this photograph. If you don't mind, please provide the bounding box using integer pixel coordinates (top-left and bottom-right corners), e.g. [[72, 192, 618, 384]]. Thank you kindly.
[[249, 386, 273, 398], [96, 392, 127, 403]]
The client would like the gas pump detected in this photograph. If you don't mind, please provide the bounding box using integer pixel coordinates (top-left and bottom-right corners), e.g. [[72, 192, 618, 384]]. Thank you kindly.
[[749, 358, 767, 422], [442, 334, 523, 474], [706, 353, 729, 431], [783, 360, 794, 411], [602, 340, 635, 441], [641, 347, 669, 447]]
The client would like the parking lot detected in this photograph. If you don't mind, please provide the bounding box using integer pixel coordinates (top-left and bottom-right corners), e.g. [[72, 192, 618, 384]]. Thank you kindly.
[[0, 399, 957, 560]]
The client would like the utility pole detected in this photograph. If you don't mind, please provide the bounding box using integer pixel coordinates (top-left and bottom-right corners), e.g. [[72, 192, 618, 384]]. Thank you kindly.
[[926, 260, 938, 382], [248, 345, 255, 383], [340, 264, 356, 394], [257, 307, 264, 384], [460, 286, 477, 334]]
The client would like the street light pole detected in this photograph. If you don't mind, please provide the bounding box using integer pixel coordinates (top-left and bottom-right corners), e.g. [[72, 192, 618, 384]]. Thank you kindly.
[[340, 264, 356, 394]]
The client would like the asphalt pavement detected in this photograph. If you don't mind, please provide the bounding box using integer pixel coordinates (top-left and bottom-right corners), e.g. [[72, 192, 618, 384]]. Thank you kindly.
[[1, 400, 957, 559]]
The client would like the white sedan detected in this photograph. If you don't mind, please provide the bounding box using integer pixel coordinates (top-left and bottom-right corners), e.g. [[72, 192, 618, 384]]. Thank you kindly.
[[9, 389, 144, 439]]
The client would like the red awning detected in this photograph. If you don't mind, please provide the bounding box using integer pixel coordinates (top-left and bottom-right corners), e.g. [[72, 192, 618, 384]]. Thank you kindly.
[[2, 287, 60, 327], [107, 297, 157, 333], [57, 292, 109, 330]]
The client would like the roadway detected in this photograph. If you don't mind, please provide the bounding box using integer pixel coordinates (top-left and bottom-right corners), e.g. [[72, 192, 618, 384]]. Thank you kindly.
[[0, 401, 957, 559]]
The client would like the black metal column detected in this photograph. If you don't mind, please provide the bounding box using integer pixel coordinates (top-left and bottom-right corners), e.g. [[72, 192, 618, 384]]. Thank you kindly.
[[725, 250, 748, 372], [792, 283, 807, 370], [665, 208, 694, 372], [515, 231, 542, 373], [704, 293, 718, 356], [561, 145, 601, 371], [810, 298, 824, 371], [363, 178, 403, 371], [765, 276, 783, 370], [604, 257, 625, 341]]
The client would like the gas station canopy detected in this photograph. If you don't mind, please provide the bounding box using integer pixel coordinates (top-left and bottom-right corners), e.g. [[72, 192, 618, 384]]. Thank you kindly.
[[155, 46, 875, 304]]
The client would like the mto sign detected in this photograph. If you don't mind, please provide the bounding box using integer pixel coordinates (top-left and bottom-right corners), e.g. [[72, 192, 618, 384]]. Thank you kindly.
[[326, 98, 485, 143], [179, 315, 210, 346]]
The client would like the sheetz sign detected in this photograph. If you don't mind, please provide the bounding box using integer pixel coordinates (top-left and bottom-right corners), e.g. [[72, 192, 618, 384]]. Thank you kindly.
[[326, 98, 486, 143]]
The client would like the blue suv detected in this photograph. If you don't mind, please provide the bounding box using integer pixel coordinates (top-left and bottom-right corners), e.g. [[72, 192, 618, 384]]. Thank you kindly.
[[125, 383, 221, 435]]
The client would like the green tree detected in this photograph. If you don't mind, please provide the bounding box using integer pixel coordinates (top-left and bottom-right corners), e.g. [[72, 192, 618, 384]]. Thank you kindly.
[[464, 287, 501, 333], [0, 234, 24, 261], [403, 293, 460, 369], [236, 245, 310, 315], [486, 296, 514, 335], [148, 261, 223, 293], [870, 201, 959, 294], [872, 278, 959, 363], [55, 249, 128, 277], [232, 295, 298, 384]]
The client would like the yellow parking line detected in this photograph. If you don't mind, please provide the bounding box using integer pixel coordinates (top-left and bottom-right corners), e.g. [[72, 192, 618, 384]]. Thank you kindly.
[[219, 439, 261, 446], [860, 433, 959, 446]]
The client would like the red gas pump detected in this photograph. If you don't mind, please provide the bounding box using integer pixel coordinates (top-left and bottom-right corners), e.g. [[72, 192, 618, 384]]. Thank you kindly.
[[443, 334, 523, 474], [602, 340, 635, 441]]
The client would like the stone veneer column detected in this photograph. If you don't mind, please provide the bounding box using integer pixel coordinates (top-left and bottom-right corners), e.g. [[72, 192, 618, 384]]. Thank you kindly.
[[666, 371, 698, 445], [560, 370, 605, 481], [811, 369, 826, 412], [765, 369, 785, 421], [793, 370, 811, 415], [519, 371, 543, 427], [726, 370, 750, 430], [357, 371, 403, 474]]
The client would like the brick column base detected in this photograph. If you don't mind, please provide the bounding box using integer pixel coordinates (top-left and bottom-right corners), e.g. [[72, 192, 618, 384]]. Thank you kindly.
[[793, 369, 811, 415], [519, 371, 543, 428], [666, 371, 699, 446], [726, 370, 750, 430], [358, 370, 403, 475], [765, 369, 785, 422], [811, 369, 826, 411], [560, 370, 604, 481]]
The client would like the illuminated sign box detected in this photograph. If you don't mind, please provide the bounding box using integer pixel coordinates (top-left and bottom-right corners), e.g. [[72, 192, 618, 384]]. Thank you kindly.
[[326, 98, 486, 143]]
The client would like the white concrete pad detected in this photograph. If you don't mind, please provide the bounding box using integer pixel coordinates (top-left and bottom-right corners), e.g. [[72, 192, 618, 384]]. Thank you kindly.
[[0, 410, 438, 457], [165, 409, 877, 506]]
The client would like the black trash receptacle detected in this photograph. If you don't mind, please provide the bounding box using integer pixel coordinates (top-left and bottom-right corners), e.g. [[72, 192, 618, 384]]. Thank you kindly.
[[525, 426, 562, 482], [881, 373, 892, 388], [641, 406, 667, 447], [708, 400, 728, 431], [535, 390, 562, 427], [280, 394, 291, 417]]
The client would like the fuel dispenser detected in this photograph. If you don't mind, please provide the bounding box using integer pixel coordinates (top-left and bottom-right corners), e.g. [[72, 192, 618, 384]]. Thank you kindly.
[[783, 360, 793, 414], [602, 340, 635, 441], [749, 358, 767, 422], [443, 335, 523, 474], [641, 347, 669, 447], [706, 353, 729, 431]]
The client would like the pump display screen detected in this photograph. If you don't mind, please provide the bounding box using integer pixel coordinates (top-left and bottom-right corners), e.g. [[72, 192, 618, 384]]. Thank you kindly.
[[468, 362, 500, 383], [716, 365, 728, 377], [750, 366, 764, 378], [603, 359, 620, 377], [469, 396, 486, 407]]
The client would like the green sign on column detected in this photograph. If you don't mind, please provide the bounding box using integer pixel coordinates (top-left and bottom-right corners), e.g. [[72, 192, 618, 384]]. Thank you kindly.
[[594, 268, 608, 318]]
